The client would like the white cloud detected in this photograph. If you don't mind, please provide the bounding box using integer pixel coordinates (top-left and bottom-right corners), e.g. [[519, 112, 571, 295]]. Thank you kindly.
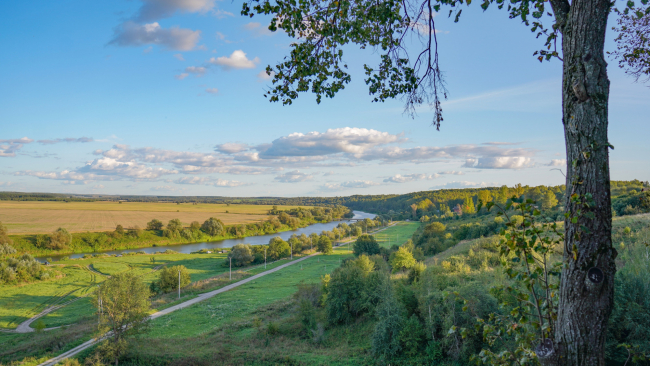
[[175, 176, 247, 187], [0, 182, 13, 187], [150, 185, 186, 192], [432, 181, 498, 189], [243, 22, 274, 36], [184, 66, 206, 75], [260, 127, 402, 158], [175, 73, 189, 80], [274, 170, 313, 183], [215, 143, 249, 154], [135, 0, 218, 22], [257, 70, 275, 81], [546, 159, 566, 167], [438, 170, 464, 175], [0, 137, 34, 157], [142, 46, 153, 54], [462, 157, 534, 169], [209, 50, 259, 70], [383, 174, 440, 183], [323, 180, 380, 190], [37, 137, 93, 145], [109, 21, 201, 51], [174, 53, 185, 61], [93, 184, 105, 189], [359, 144, 536, 165], [205, 88, 219, 94]]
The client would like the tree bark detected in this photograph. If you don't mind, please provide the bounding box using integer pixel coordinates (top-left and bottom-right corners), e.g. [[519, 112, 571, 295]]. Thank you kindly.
[[541, 0, 617, 364]]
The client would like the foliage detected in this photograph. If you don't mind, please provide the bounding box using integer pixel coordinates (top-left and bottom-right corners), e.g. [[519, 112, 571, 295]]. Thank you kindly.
[[94, 271, 150, 366], [268, 237, 291, 260], [0, 248, 44, 285], [389, 246, 416, 272], [372, 287, 405, 359], [146, 219, 163, 231], [611, 7, 650, 83], [201, 217, 224, 236], [227, 244, 255, 267], [318, 235, 333, 254], [353, 234, 380, 256], [0, 222, 12, 246], [48, 227, 72, 250], [151, 265, 191, 294]]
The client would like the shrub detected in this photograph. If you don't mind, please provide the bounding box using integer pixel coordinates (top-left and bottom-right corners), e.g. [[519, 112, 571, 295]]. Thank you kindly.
[[152, 265, 191, 293], [266, 322, 279, 335], [0, 242, 16, 255], [389, 246, 416, 272], [353, 234, 380, 256], [48, 228, 72, 250], [227, 244, 254, 267], [0, 221, 12, 246], [114, 225, 125, 236], [146, 219, 163, 231], [372, 290, 405, 359], [201, 217, 224, 236], [400, 315, 426, 357], [268, 237, 291, 260]]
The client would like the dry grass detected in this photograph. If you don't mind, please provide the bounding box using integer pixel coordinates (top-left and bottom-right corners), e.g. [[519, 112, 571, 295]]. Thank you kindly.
[[0, 202, 308, 234]]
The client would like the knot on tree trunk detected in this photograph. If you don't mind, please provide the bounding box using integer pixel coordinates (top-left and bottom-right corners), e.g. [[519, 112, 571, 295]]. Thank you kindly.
[[536, 339, 559, 366], [572, 78, 590, 102]]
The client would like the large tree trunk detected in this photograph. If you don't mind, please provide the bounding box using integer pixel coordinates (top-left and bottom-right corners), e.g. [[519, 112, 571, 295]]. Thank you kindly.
[[541, 0, 617, 364]]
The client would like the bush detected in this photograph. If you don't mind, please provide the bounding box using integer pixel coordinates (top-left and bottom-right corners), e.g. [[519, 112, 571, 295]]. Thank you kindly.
[[353, 234, 380, 256], [151, 265, 191, 293], [389, 246, 416, 272], [372, 290, 405, 359], [268, 237, 291, 260], [48, 228, 72, 250], [146, 219, 163, 231], [0, 221, 12, 246], [227, 244, 254, 267], [201, 217, 224, 236]]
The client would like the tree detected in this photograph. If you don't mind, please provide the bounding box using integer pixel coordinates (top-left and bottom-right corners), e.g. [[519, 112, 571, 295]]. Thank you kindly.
[[318, 235, 333, 254], [48, 227, 71, 250], [268, 236, 291, 259], [114, 225, 124, 236], [94, 272, 150, 365], [146, 219, 163, 231], [152, 265, 191, 293], [611, 8, 650, 83], [389, 247, 416, 272], [353, 234, 380, 256], [228, 244, 254, 267], [410, 204, 418, 219], [463, 196, 476, 214], [201, 217, 224, 236], [189, 221, 201, 232], [541, 190, 559, 210]]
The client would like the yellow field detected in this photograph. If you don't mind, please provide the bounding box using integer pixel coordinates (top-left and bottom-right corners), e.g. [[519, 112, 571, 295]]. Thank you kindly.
[[0, 201, 308, 234]]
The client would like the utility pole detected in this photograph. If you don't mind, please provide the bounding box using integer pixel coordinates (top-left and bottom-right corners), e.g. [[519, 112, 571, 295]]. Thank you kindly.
[[178, 269, 181, 299], [229, 256, 232, 280], [264, 247, 267, 269], [290, 241, 293, 260], [97, 285, 101, 328]]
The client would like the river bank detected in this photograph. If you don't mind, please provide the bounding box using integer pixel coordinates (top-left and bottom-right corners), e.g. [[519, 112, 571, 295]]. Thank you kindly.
[[34, 211, 376, 262]]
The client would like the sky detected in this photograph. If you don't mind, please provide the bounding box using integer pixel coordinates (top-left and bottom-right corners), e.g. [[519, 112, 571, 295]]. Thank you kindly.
[[0, 0, 648, 197]]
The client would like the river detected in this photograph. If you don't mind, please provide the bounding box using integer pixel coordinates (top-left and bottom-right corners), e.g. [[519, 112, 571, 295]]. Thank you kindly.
[[41, 211, 376, 261]]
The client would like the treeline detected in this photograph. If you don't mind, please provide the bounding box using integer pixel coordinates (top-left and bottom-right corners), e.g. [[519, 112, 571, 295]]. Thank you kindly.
[[0, 192, 95, 202], [8, 205, 353, 257], [344, 180, 649, 221]]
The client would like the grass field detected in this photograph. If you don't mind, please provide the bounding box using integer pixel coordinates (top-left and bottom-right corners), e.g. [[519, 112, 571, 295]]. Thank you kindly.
[[371, 221, 420, 248], [0, 201, 309, 234]]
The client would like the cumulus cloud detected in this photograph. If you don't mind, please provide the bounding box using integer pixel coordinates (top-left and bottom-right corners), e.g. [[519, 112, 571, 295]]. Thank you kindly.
[[462, 157, 534, 169], [184, 66, 207, 75], [77, 157, 177, 180], [134, 0, 218, 22], [174, 53, 185, 61], [205, 88, 219, 94], [260, 127, 402, 158], [274, 170, 313, 183], [243, 22, 274, 36], [439, 170, 464, 175], [0, 182, 13, 187], [209, 50, 259, 70], [546, 159, 566, 167], [383, 174, 440, 183], [175, 73, 189, 80], [109, 21, 201, 51], [150, 185, 186, 192], [359, 144, 535, 164], [0, 137, 34, 157], [215, 143, 249, 154], [37, 137, 94, 145]]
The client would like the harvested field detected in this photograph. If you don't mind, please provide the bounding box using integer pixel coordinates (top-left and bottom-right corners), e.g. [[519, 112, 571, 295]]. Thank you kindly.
[[0, 202, 308, 234]]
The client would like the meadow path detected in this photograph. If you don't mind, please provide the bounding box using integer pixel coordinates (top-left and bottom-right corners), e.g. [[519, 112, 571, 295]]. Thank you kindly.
[[37, 223, 396, 366]]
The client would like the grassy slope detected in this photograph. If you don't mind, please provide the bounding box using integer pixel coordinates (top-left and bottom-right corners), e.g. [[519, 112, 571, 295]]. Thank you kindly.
[[371, 221, 420, 248]]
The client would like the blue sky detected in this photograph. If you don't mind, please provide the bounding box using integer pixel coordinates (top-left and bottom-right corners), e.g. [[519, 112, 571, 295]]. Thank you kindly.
[[0, 0, 647, 197]]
